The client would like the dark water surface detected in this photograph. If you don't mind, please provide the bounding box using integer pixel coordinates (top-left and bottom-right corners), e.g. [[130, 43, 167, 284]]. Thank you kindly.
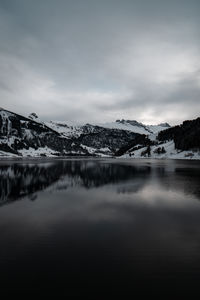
[[0, 158, 200, 293]]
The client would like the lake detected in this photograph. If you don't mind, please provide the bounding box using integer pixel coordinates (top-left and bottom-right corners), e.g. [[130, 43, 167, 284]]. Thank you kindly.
[[0, 158, 200, 293]]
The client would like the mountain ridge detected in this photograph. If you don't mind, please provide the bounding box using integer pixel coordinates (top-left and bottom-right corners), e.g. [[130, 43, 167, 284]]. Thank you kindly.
[[0, 108, 199, 160]]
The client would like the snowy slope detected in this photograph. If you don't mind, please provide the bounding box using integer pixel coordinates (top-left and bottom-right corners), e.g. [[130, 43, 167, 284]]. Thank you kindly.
[[121, 141, 200, 160], [94, 121, 149, 135], [93, 120, 170, 136], [45, 119, 170, 139], [45, 121, 83, 138]]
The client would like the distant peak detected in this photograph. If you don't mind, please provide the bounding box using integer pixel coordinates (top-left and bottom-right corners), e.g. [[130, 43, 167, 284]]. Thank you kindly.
[[116, 119, 144, 127], [158, 123, 170, 128]]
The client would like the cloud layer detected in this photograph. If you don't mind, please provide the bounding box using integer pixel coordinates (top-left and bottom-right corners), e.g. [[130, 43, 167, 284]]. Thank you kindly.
[[0, 0, 200, 124]]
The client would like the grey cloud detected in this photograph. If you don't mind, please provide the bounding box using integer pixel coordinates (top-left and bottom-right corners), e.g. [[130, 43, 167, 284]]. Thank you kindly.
[[0, 0, 199, 124]]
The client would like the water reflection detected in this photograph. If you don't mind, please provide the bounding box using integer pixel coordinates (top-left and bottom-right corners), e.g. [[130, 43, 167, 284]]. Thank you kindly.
[[0, 159, 200, 206], [0, 159, 200, 292], [0, 160, 151, 205]]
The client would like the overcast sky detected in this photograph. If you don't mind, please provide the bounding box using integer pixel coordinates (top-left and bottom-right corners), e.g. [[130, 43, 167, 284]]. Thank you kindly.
[[0, 0, 199, 125]]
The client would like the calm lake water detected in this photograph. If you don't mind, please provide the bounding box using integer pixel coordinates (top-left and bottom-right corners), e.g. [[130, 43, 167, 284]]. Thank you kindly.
[[0, 158, 200, 293]]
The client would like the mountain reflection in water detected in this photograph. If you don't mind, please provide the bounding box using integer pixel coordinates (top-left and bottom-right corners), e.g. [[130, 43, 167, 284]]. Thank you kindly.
[[0, 160, 151, 205], [0, 158, 200, 293], [0, 159, 200, 205]]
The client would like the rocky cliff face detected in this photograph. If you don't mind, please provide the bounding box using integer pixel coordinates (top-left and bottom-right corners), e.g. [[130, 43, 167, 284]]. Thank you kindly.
[[0, 109, 85, 156]]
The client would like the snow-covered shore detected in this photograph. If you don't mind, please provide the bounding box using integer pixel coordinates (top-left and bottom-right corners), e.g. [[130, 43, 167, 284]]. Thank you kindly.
[[1, 141, 200, 160], [120, 141, 200, 160]]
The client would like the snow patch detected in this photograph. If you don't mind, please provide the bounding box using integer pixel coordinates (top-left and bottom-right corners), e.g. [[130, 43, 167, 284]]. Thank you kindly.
[[18, 146, 59, 157]]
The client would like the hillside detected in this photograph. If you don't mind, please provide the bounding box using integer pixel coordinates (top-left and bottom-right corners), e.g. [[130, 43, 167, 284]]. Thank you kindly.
[[0, 109, 149, 157], [0, 108, 199, 160]]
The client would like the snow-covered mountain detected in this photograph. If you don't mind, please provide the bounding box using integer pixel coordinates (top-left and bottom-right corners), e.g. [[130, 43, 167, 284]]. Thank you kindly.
[[0, 108, 199, 160], [0, 108, 87, 157], [45, 118, 170, 139], [95, 119, 170, 135], [0, 108, 149, 157]]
